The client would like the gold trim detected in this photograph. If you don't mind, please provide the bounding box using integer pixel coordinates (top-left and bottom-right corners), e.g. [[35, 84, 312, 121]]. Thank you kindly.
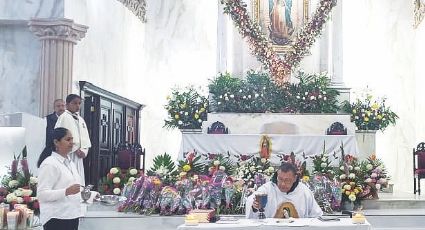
[[253, 0, 310, 54], [414, 0, 425, 29]]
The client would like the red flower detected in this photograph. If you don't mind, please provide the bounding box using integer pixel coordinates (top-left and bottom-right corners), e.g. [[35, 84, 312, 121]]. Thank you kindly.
[[23, 196, 31, 203], [32, 200, 40, 209]]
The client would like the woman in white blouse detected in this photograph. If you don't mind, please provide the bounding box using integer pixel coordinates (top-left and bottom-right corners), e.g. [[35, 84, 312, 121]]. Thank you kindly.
[[37, 127, 82, 230]]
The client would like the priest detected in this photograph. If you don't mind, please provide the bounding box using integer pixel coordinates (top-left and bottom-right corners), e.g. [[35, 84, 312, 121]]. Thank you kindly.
[[55, 94, 91, 185], [246, 162, 323, 219]]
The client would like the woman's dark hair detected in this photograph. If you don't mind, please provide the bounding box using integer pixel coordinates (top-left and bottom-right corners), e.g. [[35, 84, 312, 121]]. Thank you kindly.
[[37, 127, 69, 167], [66, 94, 81, 104]]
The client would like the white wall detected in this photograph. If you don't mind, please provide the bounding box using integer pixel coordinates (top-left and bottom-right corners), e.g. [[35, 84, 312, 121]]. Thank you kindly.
[[343, 0, 425, 193], [64, 0, 218, 169]]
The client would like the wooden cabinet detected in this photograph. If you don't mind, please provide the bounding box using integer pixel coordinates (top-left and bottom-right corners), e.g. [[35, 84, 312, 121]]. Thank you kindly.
[[79, 82, 144, 187]]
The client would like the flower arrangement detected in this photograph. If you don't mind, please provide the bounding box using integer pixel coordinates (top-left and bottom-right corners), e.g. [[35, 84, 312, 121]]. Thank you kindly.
[[343, 93, 398, 131], [235, 157, 275, 187], [177, 151, 204, 178], [287, 72, 340, 113], [277, 152, 309, 178], [334, 154, 363, 204], [0, 147, 39, 214], [208, 71, 339, 113], [358, 154, 390, 199], [147, 153, 177, 186], [310, 152, 334, 179], [202, 152, 235, 176], [164, 86, 208, 130], [98, 167, 141, 195]]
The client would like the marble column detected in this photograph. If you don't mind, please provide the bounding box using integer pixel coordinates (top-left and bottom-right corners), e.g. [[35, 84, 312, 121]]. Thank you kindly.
[[28, 18, 88, 117]]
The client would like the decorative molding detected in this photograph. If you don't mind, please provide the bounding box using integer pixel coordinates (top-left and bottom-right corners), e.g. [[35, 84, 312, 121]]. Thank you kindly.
[[28, 18, 88, 44], [117, 0, 147, 23], [414, 0, 425, 29]]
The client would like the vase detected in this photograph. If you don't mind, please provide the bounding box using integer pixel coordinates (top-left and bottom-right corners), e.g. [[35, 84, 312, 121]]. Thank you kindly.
[[340, 200, 354, 211], [355, 130, 377, 159], [180, 128, 202, 134]]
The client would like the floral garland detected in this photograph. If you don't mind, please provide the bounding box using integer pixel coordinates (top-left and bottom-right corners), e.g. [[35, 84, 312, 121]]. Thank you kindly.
[[220, 0, 337, 85]]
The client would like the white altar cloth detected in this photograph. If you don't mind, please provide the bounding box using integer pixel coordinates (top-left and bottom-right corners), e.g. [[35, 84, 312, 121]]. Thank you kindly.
[[177, 218, 371, 230], [179, 134, 359, 161]]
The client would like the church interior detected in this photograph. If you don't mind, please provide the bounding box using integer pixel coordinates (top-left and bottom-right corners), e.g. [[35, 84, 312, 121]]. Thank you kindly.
[[1, 0, 425, 229]]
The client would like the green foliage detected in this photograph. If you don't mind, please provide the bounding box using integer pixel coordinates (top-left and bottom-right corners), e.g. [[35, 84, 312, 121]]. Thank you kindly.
[[164, 86, 208, 129], [177, 152, 205, 177], [203, 152, 235, 176], [147, 153, 177, 185], [342, 94, 398, 131]]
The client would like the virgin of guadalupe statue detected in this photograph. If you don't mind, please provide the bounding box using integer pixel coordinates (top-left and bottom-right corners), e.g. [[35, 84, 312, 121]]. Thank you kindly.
[[259, 135, 272, 159], [269, 0, 294, 45]]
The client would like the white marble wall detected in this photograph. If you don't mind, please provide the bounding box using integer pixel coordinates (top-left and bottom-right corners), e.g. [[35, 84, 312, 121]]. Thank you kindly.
[[0, 0, 63, 19], [0, 24, 41, 115], [342, 0, 424, 193]]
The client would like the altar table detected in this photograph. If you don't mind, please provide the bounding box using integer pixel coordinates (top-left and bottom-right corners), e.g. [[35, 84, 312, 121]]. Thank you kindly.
[[179, 134, 359, 161], [177, 218, 371, 230]]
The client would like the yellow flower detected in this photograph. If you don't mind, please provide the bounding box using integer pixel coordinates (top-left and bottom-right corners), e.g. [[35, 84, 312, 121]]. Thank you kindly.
[[364, 117, 369, 122], [371, 103, 379, 110], [302, 176, 310, 182], [377, 114, 382, 120], [182, 164, 191, 172], [166, 95, 171, 100], [194, 113, 199, 119], [354, 189, 359, 194], [352, 109, 357, 113], [345, 191, 351, 196], [175, 114, 180, 119], [180, 103, 186, 109], [199, 107, 205, 112], [366, 111, 371, 116]]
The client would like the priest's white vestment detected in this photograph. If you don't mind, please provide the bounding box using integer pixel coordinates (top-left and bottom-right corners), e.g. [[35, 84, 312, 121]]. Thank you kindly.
[[245, 181, 323, 219], [55, 110, 91, 185]]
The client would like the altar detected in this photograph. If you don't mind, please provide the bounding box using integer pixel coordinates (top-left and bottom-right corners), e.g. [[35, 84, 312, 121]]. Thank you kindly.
[[179, 134, 359, 161], [177, 218, 371, 230]]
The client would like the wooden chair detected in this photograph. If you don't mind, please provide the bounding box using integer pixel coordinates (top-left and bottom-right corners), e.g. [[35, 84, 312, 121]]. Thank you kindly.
[[115, 143, 145, 171], [326, 122, 347, 135], [414, 142, 425, 195], [207, 121, 229, 134]]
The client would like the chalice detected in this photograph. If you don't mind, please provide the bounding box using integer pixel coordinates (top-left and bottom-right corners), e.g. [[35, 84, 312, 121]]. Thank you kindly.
[[255, 193, 268, 220]]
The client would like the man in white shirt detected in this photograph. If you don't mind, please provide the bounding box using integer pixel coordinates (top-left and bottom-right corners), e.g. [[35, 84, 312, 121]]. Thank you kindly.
[[246, 162, 323, 219], [55, 94, 91, 185]]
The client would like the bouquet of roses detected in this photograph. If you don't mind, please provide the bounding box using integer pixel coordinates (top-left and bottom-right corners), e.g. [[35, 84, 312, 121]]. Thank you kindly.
[[334, 154, 363, 204], [358, 154, 390, 199]]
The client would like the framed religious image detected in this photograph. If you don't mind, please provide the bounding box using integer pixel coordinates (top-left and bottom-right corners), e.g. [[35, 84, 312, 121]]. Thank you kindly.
[[253, 0, 310, 53]]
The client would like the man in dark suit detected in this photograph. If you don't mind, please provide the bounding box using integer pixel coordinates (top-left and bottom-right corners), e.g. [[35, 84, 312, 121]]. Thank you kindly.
[[45, 99, 65, 146]]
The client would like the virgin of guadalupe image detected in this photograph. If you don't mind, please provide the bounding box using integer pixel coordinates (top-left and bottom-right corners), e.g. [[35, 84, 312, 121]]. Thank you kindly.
[[259, 135, 272, 159], [269, 0, 295, 45]]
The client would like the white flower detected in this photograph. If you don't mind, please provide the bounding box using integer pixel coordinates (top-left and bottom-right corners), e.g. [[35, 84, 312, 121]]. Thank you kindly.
[[249, 166, 255, 172], [318, 95, 322, 99], [184, 112, 188, 116], [349, 173, 356, 179], [340, 166, 345, 170], [110, 167, 119, 174], [366, 164, 373, 170], [219, 95, 223, 99], [113, 188, 121, 195], [16, 197, 23, 204], [310, 96, 315, 100], [302, 97, 305, 100], [129, 168, 138, 175], [305, 92, 308, 95], [371, 173, 378, 178], [128, 177, 135, 183], [219, 166, 226, 171], [14, 189, 23, 197], [379, 178, 387, 184], [339, 174, 347, 180], [213, 160, 220, 166], [239, 89, 242, 93], [156, 165, 169, 175], [217, 102, 221, 105], [29, 176, 38, 184], [323, 97, 327, 101], [260, 158, 267, 163], [323, 91, 327, 95], [344, 184, 351, 190], [349, 194, 356, 201], [320, 163, 327, 168], [224, 97, 229, 101], [349, 165, 353, 171], [230, 94, 234, 98], [268, 166, 274, 171], [321, 157, 327, 162], [6, 193, 17, 202], [375, 184, 381, 190], [8, 180, 19, 188], [198, 119, 202, 123], [255, 93, 259, 98], [178, 120, 183, 125], [354, 167, 360, 171], [243, 96, 247, 99], [296, 96, 300, 99], [365, 178, 372, 183], [22, 189, 33, 197], [248, 95, 251, 99], [113, 177, 121, 184]]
